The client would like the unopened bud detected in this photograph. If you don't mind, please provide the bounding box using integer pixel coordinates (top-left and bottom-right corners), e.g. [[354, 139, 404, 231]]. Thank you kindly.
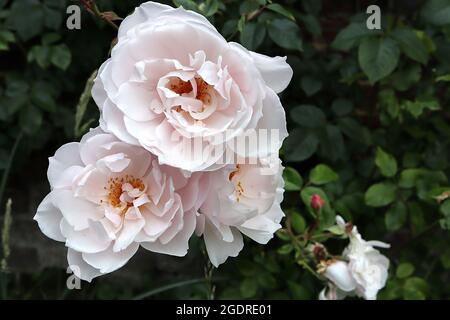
[[311, 194, 325, 211]]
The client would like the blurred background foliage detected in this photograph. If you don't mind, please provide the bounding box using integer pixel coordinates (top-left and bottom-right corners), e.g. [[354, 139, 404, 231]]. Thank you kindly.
[[0, 0, 449, 300]]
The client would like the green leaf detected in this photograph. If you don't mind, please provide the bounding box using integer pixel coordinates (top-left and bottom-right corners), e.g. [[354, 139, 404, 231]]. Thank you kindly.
[[200, 0, 220, 17], [398, 168, 428, 188], [42, 33, 61, 46], [337, 117, 372, 147], [403, 288, 426, 300], [28, 45, 50, 69], [277, 243, 294, 255], [44, 6, 62, 30], [266, 3, 295, 20], [283, 167, 303, 191], [239, 0, 260, 14], [439, 199, 450, 216], [240, 278, 258, 298], [50, 44, 72, 70], [31, 82, 56, 112], [310, 164, 339, 185], [173, 0, 198, 12], [375, 147, 398, 177], [300, 14, 321, 36], [365, 182, 397, 207], [6, 0, 44, 41], [74, 70, 97, 137], [390, 28, 429, 64], [300, 76, 322, 96], [19, 105, 42, 135], [319, 125, 346, 162], [237, 15, 246, 33], [288, 281, 311, 300], [358, 37, 400, 83], [284, 130, 319, 162], [291, 212, 306, 234], [441, 251, 450, 269], [240, 22, 266, 51], [268, 19, 302, 51], [290, 105, 326, 128], [0, 30, 15, 48], [332, 22, 380, 51], [436, 74, 450, 82], [331, 99, 353, 116], [401, 98, 440, 118], [257, 273, 276, 289], [385, 201, 407, 231], [403, 277, 428, 299], [396, 263, 415, 279], [421, 0, 450, 26]]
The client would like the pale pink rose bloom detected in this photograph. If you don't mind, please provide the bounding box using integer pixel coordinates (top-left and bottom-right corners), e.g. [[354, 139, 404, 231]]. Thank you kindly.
[[92, 1, 292, 172], [34, 128, 207, 282], [196, 157, 284, 266]]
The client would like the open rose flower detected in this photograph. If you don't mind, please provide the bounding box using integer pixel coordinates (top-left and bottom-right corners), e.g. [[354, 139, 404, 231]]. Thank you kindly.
[[92, 1, 292, 172], [196, 157, 284, 266], [34, 128, 206, 281]]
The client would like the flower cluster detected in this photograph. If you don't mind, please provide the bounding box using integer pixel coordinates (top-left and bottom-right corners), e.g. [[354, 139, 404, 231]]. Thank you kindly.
[[34, 1, 291, 282], [318, 216, 390, 300]]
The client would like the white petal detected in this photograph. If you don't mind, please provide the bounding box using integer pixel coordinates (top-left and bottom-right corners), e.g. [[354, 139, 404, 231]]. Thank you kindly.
[[67, 249, 102, 283], [101, 99, 139, 145], [140, 210, 196, 257], [61, 219, 111, 254], [324, 261, 357, 292], [96, 153, 131, 173], [203, 219, 243, 267], [113, 214, 145, 252], [52, 190, 103, 231], [238, 205, 283, 245], [34, 192, 65, 242], [82, 242, 139, 274], [47, 142, 83, 188], [249, 51, 293, 93]]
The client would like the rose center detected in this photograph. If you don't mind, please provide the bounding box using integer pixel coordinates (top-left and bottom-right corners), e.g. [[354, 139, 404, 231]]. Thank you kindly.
[[170, 77, 213, 108], [105, 175, 145, 215]]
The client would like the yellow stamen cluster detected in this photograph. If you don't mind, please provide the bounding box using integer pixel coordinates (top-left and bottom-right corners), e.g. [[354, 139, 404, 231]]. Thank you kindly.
[[103, 175, 145, 214], [170, 77, 212, 113]]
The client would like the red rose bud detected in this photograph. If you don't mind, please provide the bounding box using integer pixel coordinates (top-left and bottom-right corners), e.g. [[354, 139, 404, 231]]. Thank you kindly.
[[311, 194, 325, 211]]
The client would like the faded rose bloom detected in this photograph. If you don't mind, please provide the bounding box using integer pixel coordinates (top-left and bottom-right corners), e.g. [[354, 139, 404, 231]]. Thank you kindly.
[[320, 216, 390, 300], [343, 230, 390, 300], [196, 157, 284, 266], [92, 1, 291, 172], [34, 128, 206, 281], [320, 259, 357, 293]]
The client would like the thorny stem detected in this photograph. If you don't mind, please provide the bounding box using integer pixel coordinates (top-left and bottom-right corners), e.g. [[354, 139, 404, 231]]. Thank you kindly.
[[79, 0, 119, 30], [285, 216, 321, 280]]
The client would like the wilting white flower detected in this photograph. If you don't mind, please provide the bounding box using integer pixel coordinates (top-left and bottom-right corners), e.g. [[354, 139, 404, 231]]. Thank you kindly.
[[321, 216, 390, 300], [343, 230, 390, 300], [321, 260, 357, 293], [196, 157, 284, 266], [34, 128, 206, 281], [92, 1, 291, 172]]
